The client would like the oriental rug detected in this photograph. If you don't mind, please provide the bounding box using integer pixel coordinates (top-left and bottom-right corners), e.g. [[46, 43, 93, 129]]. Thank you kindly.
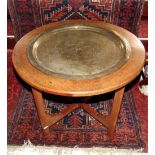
[[8, 0, 144, 41], [7, 50, 145, 150], [7, 83, 145, 150]]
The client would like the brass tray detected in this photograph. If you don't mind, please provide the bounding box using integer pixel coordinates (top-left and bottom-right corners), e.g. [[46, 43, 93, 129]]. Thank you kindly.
[[27, 24, 131, 80]]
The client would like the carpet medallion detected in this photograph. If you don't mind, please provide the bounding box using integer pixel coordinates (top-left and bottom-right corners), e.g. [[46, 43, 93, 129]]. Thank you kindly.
[[8, 85, 145, 149]]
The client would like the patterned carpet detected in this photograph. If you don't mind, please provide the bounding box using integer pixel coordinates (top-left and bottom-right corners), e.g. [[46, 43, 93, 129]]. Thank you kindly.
[[7, 19, 14, 36], [8, 0, 144, 41], [138, 17, 148, 38], [7, 50, 147, 151]]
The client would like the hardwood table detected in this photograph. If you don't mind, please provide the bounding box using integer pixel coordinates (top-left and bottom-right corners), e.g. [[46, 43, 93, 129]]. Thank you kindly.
[[12, 20, 145, 138]]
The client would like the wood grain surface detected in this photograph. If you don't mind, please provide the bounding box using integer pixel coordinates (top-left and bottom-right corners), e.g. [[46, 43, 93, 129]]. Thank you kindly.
[[12, 20, 145, 97]]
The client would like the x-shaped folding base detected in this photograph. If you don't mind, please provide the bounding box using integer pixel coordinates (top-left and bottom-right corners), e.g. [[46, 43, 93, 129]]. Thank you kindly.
[[32, 87, 125, 139]]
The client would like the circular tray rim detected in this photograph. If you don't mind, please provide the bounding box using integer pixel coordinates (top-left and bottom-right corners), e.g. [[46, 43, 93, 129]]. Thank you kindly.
[[26, 24, 131, 80], [12, 20, 145, 97]]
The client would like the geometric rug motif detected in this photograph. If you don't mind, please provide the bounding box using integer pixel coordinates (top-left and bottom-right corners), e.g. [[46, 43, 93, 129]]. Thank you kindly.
[[8, 86, 145, 149], [8, 0, 144, 40], [39, 0, 114, 23]]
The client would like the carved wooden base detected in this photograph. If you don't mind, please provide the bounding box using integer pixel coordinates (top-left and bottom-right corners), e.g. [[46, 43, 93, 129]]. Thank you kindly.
[[32, 87, 125, 139]]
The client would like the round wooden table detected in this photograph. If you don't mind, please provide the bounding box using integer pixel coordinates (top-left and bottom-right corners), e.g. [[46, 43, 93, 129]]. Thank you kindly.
[[12, 20, 145, 138]]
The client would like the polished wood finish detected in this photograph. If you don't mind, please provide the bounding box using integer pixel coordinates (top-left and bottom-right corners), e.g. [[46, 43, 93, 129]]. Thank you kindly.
[[12, 20, 145, 138], [13, 20, 145, 97], [81, 87, 125, 138], [32, 88, 80, 136], [32, 87, 124, 138]]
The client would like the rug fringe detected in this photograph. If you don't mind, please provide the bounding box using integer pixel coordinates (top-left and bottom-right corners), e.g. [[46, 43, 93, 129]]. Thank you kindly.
[[7, 140, 146, 155]]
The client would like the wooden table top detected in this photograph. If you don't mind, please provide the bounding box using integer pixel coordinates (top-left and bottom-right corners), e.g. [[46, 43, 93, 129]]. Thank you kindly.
[[12, 20, 145, 97]]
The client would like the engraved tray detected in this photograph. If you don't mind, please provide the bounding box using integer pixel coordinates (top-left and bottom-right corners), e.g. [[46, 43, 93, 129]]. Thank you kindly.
[[27, 24, 130, 80]]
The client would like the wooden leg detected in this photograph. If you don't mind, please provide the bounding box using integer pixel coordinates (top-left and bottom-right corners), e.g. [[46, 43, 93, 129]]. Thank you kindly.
[[81, 87, 125, 139], [32, 87, 124, 139], [32, 88, 80, 136], [107, 87, 125, 138]]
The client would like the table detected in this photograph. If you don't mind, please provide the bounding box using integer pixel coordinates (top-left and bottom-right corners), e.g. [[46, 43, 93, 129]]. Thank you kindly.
[[12, 20, 145, 138]]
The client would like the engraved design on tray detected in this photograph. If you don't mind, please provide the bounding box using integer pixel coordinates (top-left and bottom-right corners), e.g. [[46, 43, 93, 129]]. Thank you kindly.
[[27, 24, 131, 80]]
